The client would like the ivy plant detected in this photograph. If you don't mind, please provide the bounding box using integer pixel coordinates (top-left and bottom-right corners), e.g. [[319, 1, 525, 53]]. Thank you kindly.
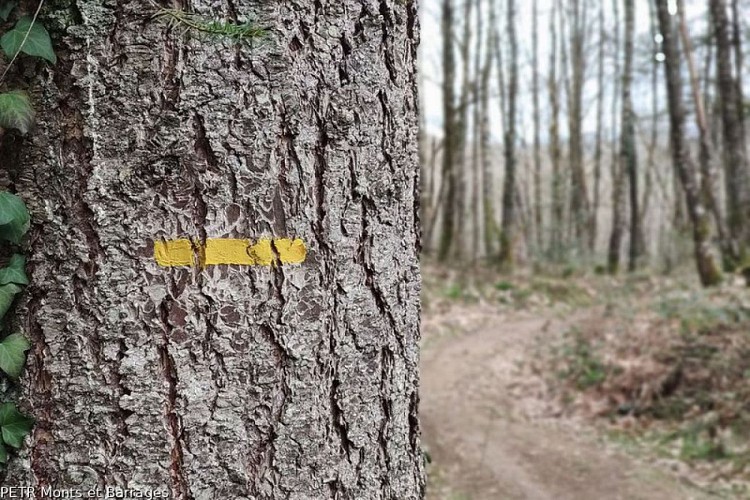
[[0, 0, 55, 133], [0, 0, 54, 466], [0, 192, 32, 465]]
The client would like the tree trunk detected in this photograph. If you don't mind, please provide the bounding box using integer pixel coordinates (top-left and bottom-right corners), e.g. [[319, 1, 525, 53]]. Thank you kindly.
[[439, 0, 458, 262], [731, 0, 745, 130], [482, 0, 496, 257], [678, 0, 731, 266], [567, 0, 590, 254], [548, 0, 564, 261], [532, 0, 543, 253], [623, 0, 642, 272], [710, 0, 750, 266], [6, 1, 425, 497], [471, 0, 483, 261], [499, 0, 518, 267], [656, 0, 723, 286], [454, 0, 474, 260], [590, 0, 605, 253], [607, 0, 625, 274]]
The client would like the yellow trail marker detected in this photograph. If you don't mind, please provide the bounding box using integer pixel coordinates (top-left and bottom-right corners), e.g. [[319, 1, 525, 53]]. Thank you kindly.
[[204, 239, 255, 266], [273, 238, 307, 264], [154, 238, 307, 267], [154, 239, 195, 267]]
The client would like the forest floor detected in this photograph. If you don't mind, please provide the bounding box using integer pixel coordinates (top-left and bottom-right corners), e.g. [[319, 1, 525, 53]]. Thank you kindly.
[[420, 263, 750, 500]]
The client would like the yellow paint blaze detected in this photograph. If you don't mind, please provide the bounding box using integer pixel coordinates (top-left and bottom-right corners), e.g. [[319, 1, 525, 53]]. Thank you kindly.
[[248, 239, 274, 266], [154, 239, 194, 267], [204, 239, 255, 266], [273, 238, 307, 264], [154, 238, 308, 267]]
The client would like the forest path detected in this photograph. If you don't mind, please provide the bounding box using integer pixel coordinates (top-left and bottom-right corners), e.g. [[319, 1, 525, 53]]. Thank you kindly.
[[421, 305, 713, 500]]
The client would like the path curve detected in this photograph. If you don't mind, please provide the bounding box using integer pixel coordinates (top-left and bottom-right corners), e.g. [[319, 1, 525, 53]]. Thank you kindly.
[[421, 307, 712, 500]]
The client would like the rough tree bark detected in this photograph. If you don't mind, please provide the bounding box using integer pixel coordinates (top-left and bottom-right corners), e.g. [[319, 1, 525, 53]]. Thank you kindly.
[[4, 0, 424, 498]]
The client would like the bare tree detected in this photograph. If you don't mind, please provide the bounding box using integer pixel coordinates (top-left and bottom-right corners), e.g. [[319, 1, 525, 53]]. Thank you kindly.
[[471, 0, 484, 259], [656, 0, 723, 286], [567, 0, 591, 252], [590, 0, 606, 252], [549, 0, 565, 260], [499, 0, 519, 267], [439, 0, 458, 261], [677, 0, 730, 264], [710, 0, 750, 267], [608, 0, 626, 274], [532, 0, 544, 252], [624, 0, 643, 271], [482, 0, 498, 256]]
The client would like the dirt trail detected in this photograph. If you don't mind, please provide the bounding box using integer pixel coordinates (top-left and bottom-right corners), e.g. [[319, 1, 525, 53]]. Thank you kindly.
[[421, 305, 713, 500]]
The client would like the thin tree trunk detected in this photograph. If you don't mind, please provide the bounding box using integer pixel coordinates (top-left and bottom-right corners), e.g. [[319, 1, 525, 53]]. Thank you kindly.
[[532, 0, 543, 253], [623, 0, 642, 272], [710, 0, 750, 266], [640, 0, 659, 235], [608, 0, 626, 274], [590, 0, 605, 253], [499, 0, 518, 267], [471, 0, 483, 261], [656, 0, 723, 286], [678, 0, 731, 265], [549, 0, 564, 261], [424, 139, 445, 251], [439, 0, 458, 261], [560, 0, 572, 247], [455, 0, 474, 260], [482, 0, 497, 256], [8, 0, 425, 495], [731, 0, 745, 129], [567, 0, 591, 253]]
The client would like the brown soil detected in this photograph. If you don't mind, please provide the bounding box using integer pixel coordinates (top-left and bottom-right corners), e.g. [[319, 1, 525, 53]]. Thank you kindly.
[[421, 304, 715, 500]]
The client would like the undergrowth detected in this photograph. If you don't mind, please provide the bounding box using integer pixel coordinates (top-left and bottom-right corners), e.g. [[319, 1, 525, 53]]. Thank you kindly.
[[547, 284, 750, 493]]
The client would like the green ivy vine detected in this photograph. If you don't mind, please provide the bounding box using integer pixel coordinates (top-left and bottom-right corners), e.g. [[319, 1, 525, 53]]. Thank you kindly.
[[0, 0, 57, 466]]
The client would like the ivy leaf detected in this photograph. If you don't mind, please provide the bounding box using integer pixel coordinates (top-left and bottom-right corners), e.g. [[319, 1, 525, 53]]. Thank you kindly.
[[0, 403, 33, 448], [0, 192, 26, 226], [0, 1, 17, 21], [0, 441, 6, 464], [0, 191, 30, 243], [0, 283, 21, 320], [0, 92, 34, 135], [1, 16, 56, 64], [0, 334, 29, 379], [0, 254, 27, 286]]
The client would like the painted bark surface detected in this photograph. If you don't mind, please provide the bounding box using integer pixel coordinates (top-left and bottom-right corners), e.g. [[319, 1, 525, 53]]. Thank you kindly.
[[1, 0, 423, 498]]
